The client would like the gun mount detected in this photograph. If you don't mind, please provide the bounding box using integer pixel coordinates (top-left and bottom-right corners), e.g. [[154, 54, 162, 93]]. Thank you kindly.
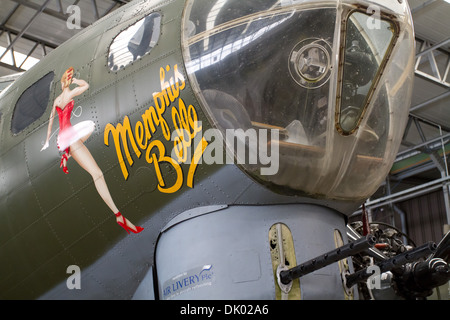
[[279, 235, 376, 286], [345, 242, 437, 289]]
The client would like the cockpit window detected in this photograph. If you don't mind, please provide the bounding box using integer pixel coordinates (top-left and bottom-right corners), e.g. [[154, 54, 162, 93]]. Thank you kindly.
[[11, 72, 54, 135], [108, 12, 161, 71], [337, 11, 396, 135]]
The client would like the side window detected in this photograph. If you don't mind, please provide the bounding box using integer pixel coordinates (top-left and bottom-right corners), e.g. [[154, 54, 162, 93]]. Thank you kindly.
[[337, 11, 396, 135], [11, 72, 54, 135], [108, 12, 162, 71]]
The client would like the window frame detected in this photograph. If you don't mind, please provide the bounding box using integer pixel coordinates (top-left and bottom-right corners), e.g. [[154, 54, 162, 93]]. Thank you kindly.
[[10, 71, 55, 135], [107, 12, 162, 72], [335, 8, 399, 136]]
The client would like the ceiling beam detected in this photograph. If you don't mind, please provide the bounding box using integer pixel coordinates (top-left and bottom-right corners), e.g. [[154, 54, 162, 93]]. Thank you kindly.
[[416, 37, 450, 58], [409, 90, 450, 113], [0, 25, 58, 50], [414, 37, 450, 89], [0, 0, 51, 61], [0, 3, 20, 27], [9, 0, 90, 28], [398, 132, 450, 159], [410, 0, 438, 15], [0, 60, 24, 73]]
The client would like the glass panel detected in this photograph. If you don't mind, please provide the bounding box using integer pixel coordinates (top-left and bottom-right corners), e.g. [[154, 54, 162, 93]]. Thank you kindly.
[[11, 72, 54, 134], [185, 7, 336, 147], [182, 0, 415, 203], [108, 12, 161, 71], [183, 3, 338, 193], [338, 12, 395, 134]]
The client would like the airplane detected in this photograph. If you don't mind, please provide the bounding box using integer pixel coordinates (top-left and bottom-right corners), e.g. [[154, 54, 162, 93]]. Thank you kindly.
[[0, 0, 449, 300]]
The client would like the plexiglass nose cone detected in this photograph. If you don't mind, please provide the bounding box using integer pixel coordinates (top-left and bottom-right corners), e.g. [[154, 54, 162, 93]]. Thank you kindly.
[[182, 0, 415, 202]]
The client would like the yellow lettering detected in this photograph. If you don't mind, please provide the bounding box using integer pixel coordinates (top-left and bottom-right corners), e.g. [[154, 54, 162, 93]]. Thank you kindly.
[[146, 140, 183, 194], [104, 116, 141, 180], [188, 103, 202, 137], [187, 137, 208, 188], [160, 65, 185, 104], [171, 98, 203, 163], [173, 135, 185, 163], [174, 64, 186, 91], [135, 121, 146, 150], [142, 106, 170, 142], [104, 63, 204, 193], [153, 90, 168, 117]]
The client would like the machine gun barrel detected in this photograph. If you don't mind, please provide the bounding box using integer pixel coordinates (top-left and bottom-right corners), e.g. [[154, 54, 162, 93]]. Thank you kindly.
[[345, 241, 437, 289], [280, 234, 376, 285]]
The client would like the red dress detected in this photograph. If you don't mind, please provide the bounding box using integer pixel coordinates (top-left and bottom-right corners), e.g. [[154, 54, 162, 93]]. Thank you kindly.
[[56, 100, 95, 152]]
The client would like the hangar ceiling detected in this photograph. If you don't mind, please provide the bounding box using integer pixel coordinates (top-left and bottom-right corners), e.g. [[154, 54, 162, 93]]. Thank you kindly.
[[0, 0, 132, 76], [0, 0, 449, 221]]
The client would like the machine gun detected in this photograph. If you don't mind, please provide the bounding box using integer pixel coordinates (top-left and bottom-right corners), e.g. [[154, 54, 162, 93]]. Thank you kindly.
[[347, 222, 450, 300], [277, 222, 450, 300], [279, 235, 376, 286], [344, 242, 437, 289], [391, 232, 450, 299]]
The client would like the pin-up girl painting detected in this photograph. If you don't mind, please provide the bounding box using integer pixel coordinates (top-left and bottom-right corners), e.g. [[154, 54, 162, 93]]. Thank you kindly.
[[41, 67, 143, 235]]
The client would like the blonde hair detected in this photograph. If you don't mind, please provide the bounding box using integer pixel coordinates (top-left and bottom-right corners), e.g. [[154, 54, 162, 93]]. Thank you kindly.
[[61, 67, 74, 88]]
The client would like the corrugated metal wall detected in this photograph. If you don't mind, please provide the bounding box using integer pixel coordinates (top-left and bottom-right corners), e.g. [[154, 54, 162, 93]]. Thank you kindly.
[[398, 190, 448, 246]]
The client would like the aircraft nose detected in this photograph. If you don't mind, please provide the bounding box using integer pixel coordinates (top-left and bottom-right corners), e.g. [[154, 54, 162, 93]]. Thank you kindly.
[[181, 0, 415, 202]]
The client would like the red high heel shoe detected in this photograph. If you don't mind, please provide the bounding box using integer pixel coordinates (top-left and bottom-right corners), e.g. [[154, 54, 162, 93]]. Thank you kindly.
[[60, 151, 69, 174], [115, 212, 144, 234]]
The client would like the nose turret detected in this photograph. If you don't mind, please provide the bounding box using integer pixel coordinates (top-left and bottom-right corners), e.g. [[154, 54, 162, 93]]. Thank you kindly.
[[181, 0, 415, 205]]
